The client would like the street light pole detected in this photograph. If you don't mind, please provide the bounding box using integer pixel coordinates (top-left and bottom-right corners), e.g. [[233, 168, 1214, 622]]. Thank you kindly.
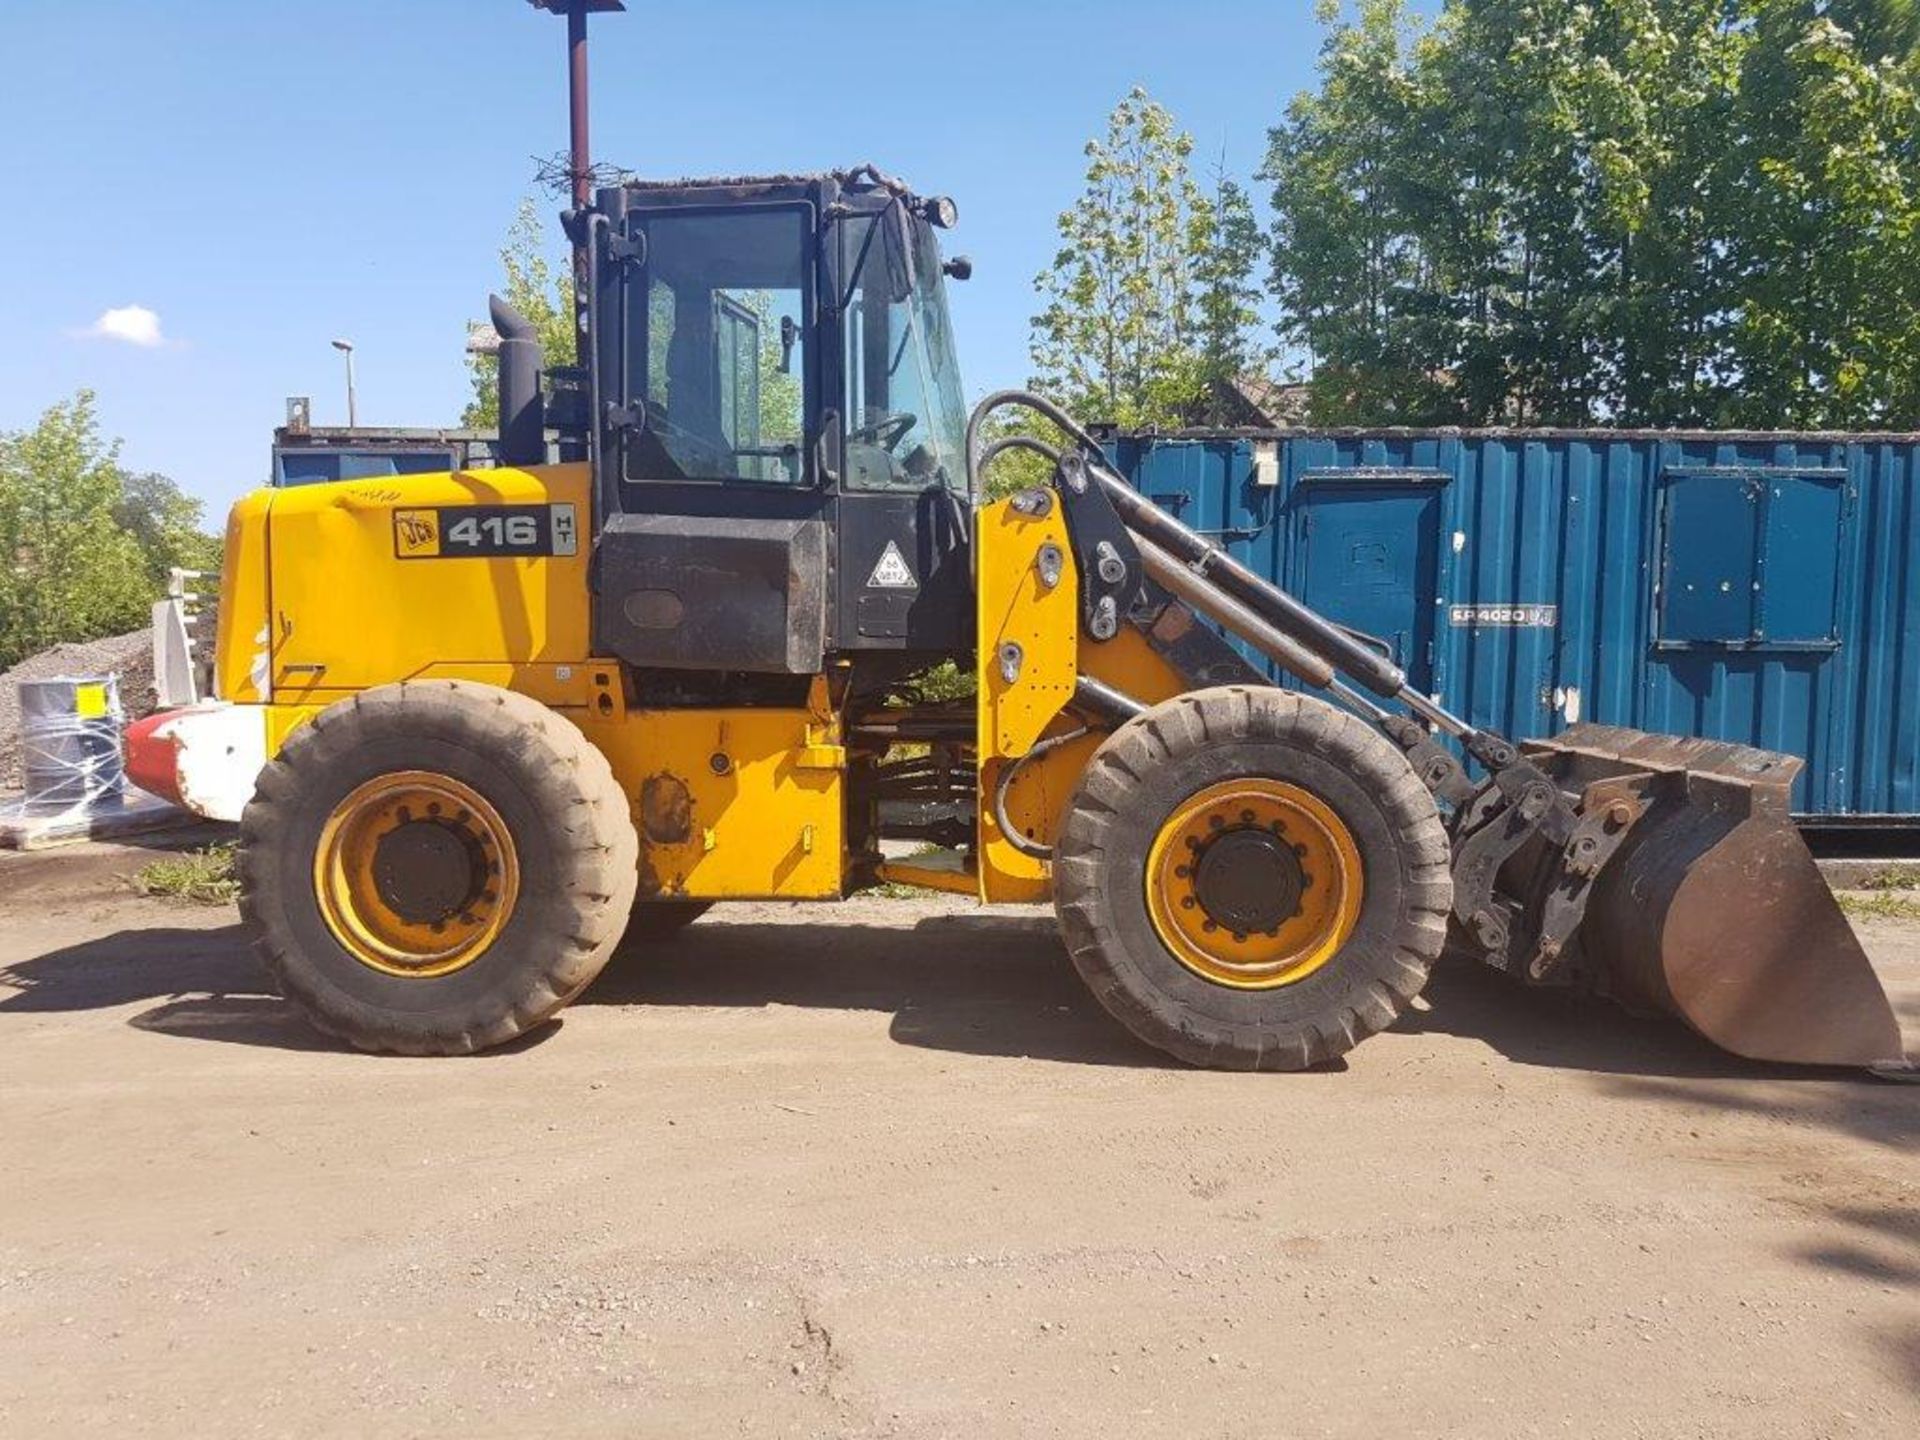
[[331, 338, 357, 428]]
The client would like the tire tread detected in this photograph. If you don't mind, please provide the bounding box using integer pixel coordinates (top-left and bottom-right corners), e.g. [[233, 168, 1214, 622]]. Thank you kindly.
[[237, 680, 638, 1055], [1053, 685, 1452, 1071]]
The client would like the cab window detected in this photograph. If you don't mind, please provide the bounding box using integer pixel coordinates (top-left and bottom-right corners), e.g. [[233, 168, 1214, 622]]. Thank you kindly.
[[839, 209, 968, 491], [624, 208, 808, 484]]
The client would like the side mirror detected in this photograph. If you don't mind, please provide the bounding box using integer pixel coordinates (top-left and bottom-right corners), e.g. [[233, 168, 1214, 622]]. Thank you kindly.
[[779, 315, 798, 375], [942, 255, 974, 282]]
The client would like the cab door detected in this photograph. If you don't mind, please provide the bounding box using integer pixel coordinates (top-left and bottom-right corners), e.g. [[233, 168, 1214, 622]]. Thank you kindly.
[[827, 201, 973, 657], [592, 199, 834, 675]]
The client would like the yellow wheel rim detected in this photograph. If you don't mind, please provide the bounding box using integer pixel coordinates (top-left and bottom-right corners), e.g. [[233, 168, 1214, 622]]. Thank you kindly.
[[312, 771, 520, 978], [1144, 778, 1365, 989]]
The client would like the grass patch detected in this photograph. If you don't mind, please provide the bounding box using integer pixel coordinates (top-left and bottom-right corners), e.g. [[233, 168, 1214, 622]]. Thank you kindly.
[[868, 844, 956, 899], [1855, 862, 1920, 891], [1836, 889, 1920, 922], [134, 844, 240, 905]]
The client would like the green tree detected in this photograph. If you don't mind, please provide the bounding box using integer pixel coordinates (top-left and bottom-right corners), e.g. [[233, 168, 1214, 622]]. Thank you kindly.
[[0, 392, 154, 669], [1032, 88, 1238, 426], [1192, 175, 1274, 421], [1263, 0, 1456, 423], [1264, 0, 1920, 429], [113, 471, 223, 590], [463, 199, 575, 429], [1727, 7, 1920, 425]]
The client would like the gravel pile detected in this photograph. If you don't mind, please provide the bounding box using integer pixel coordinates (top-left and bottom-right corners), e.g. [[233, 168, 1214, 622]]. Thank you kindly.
[[0, 629, 156, 791]]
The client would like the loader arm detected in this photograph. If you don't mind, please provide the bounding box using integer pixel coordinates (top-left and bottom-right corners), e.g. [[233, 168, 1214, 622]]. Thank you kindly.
[[963, 391, 1902, 1068]]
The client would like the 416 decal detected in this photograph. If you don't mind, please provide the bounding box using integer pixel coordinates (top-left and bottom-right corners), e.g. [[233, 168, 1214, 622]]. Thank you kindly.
[[394, 503, 579, 559]]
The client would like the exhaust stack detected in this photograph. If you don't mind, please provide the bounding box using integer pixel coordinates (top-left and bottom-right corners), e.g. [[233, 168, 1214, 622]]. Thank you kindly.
[[491, 294, 545, 468]]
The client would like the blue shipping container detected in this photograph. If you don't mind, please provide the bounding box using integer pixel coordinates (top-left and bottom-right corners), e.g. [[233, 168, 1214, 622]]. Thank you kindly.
[[1108, 428, 1920, 825]]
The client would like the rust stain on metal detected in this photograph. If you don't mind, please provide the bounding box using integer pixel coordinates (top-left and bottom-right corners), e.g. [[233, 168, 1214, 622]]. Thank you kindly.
[[1148, 603, 1199, 644], [640, 772, 694, 846]]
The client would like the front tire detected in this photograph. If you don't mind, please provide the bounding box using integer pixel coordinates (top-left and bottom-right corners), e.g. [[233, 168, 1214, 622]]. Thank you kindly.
[[1053, 686, 1451, 1070], [237, 681, 639, 1055]]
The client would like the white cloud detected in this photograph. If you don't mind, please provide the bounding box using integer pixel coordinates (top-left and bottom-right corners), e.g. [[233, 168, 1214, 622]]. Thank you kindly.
[[83, 305, 166, 348]]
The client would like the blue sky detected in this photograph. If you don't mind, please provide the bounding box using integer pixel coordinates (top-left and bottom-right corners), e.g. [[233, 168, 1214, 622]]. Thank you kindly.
[[0, 1, 1333, 514]]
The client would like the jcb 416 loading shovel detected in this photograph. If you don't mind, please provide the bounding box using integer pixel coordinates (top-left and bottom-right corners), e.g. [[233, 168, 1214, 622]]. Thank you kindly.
[[1526, 727, 1902, 1065], [132, 9, 1901, 1069]]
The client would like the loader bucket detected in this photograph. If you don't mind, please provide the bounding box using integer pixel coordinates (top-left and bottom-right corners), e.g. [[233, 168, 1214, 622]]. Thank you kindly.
[[1525, 725, 1903, 1067]]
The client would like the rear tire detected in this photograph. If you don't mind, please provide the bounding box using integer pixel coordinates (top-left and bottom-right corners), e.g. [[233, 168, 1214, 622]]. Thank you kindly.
[[237, 680, 639, 1055], [1053, 686, 1451, 1070]]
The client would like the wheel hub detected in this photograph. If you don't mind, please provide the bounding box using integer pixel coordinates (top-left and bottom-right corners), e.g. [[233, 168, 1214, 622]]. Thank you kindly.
[[373, 819, 485, 925], [1144, 778, 1365, 989], [313, 771, 519, 978], [1192, 827, 1303, 935]]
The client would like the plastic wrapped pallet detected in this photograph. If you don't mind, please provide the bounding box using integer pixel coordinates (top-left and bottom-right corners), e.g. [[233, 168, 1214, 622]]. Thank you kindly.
[[17, 676, 125, 816]]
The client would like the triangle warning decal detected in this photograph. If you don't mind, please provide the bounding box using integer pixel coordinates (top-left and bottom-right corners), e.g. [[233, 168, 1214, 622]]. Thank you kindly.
[[866, 540, 918, 590]]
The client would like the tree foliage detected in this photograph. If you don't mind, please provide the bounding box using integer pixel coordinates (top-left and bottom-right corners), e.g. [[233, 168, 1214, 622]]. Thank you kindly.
[[0, 392, 217, 670], [463, 199, 576, 429], [1264, 0, 1920, 428], [113, 470, 223, 591], [1032, 88, 1270, 427]]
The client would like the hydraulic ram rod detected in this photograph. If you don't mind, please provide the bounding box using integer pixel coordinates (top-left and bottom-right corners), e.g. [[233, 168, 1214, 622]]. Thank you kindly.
[[1136, 535, 1336, 689], [1094, 467, 1407, 699], [1093, 459, 1482, 744]]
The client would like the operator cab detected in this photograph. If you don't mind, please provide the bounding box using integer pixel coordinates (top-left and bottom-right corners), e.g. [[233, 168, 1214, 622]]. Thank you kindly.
[[584, 169, 973, 685]]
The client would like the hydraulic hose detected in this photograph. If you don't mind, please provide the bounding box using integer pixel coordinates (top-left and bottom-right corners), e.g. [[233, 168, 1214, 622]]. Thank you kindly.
[[993, 727, 1090, 860]]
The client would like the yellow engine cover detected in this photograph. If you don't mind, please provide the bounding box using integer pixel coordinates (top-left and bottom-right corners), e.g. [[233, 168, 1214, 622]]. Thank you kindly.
[[220, 464, 846, 902], [261, 464, 596, 707]]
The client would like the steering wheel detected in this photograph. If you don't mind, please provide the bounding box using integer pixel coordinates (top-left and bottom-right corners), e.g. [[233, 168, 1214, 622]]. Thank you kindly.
[[847, 411, 918, 452]]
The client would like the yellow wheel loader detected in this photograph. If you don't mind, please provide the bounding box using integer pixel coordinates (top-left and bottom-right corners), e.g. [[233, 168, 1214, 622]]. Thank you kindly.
[[128, 4, 1901, 1069]]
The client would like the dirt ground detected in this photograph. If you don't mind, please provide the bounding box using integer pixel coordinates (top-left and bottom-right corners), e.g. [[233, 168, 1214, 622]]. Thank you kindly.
[[0, 838, 1914, 1439]]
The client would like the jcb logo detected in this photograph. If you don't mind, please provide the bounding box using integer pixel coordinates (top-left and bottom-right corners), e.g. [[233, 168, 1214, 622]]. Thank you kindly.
[[394, 509, 440, 558]]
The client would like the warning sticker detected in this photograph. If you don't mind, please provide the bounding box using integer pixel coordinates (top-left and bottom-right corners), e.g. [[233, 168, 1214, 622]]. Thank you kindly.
[[866, 540, 918, 590]]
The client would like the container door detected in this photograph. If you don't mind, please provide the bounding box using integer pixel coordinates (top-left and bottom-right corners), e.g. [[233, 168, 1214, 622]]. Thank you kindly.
[[1648, 461, 1849, 813], [1290, 479, 1443, 692]]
